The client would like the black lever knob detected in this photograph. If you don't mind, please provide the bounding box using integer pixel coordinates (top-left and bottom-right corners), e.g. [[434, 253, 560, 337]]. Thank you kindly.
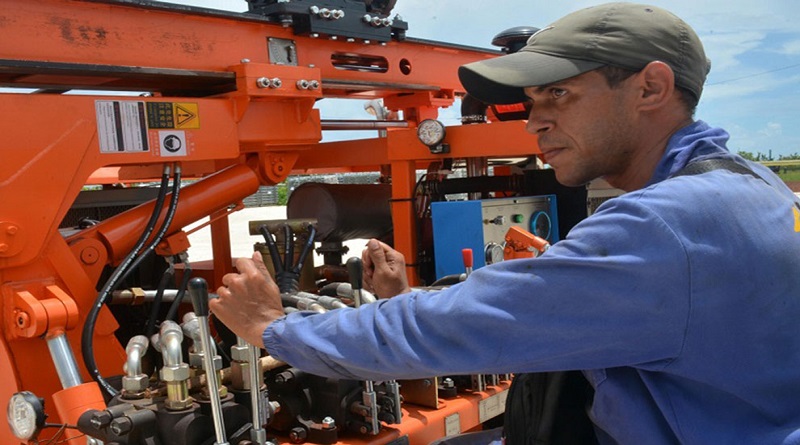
[[188, 277, 209, 317]]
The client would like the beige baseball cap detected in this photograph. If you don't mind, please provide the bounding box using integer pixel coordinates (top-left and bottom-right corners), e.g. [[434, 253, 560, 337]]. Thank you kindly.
[[458, 2, 711, 104]]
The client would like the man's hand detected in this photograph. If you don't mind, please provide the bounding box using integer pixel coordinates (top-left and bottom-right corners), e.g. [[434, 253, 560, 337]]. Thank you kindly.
[[361, 238, 412, 298], [210, 251, 285, 347]]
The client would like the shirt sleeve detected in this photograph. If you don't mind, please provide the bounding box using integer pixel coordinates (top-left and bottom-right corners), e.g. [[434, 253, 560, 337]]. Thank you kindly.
[[263, 195, 692, 381]]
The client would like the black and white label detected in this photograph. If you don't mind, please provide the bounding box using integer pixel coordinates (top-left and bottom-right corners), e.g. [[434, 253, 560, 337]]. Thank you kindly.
[[159, 130, 187, 157], [95, 100, 149, 153]]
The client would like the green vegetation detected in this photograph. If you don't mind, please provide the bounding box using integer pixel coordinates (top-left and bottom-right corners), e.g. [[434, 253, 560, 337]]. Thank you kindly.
[[277, 182, 289, 205], [738, 151, 800, 183]]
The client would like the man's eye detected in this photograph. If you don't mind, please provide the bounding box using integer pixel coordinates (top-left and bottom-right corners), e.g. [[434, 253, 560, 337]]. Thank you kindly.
[[551, 88, 567, 98]]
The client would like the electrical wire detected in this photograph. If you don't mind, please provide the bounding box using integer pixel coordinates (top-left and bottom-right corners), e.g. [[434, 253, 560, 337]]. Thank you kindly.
[[81, 164, 172, 399]]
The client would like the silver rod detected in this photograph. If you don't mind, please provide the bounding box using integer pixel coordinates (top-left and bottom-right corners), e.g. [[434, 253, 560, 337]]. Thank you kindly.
[[320, 119, 409, 131], [198, 317, 229, 445], [248, 345, 267, 445], [46, 334, 83, 389]]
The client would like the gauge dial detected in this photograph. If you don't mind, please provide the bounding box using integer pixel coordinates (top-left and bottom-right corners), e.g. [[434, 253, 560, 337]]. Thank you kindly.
[[484, 242, 505, 265], [530, 211, 552, 241], [417, 119, 446, 147]]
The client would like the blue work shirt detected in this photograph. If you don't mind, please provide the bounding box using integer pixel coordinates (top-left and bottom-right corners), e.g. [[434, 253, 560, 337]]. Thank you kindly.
[[264, 121, 800, 444]]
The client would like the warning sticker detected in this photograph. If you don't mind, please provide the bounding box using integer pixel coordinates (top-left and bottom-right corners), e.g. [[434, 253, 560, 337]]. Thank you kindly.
[[145, 102, 200, 129], [174, 103, 199, 129], [158, 130, 188, 157], [95, 101, 150, 153]]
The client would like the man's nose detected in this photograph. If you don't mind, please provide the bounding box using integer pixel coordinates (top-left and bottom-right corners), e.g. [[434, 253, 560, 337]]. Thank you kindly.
[[525, 111, 552, 134]]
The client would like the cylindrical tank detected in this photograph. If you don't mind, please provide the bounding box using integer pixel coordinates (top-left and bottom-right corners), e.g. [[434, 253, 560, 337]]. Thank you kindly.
[[286, 183, 393, 243]]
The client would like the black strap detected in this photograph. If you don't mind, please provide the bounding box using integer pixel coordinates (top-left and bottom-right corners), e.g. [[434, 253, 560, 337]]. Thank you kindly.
[[670, 157, 766, 183]]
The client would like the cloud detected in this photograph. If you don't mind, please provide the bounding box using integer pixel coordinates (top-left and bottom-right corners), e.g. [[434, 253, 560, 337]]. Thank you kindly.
[[780, 40, 800, 55], [760, 122, 783, 137]]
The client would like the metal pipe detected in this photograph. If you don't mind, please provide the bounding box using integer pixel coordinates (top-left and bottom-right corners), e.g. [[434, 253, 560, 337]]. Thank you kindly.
[[46, 334, 83, 389], [248, 345, 267, 445], [320, 119, 410, 130], [124, 335, 149, 377], [160, 321, 184, 368]]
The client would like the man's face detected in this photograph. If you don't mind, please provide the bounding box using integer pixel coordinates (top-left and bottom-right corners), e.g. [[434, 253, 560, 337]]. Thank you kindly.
[[523, 70, 640, 188]]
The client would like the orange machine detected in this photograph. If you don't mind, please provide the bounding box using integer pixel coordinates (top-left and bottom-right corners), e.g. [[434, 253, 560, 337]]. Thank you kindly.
[[0, 1, 543, 444]]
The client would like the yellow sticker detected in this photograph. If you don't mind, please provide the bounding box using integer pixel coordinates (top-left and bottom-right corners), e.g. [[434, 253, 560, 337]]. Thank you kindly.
[[173, 103, 199, 129], [794, 206, 800, 233]]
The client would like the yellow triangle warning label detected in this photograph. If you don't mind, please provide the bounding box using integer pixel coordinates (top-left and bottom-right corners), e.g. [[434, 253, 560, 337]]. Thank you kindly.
[[173, 103, 199, 129]]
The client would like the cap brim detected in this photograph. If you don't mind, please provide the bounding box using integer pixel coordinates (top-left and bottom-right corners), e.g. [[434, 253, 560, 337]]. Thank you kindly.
[[458, 51, 604, 104]]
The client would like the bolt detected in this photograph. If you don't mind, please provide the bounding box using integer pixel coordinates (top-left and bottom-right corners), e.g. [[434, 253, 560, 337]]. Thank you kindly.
[[371, 16, 383, 27], [289, 427, 307, 443], [332, 9, 345, 19], [89, 411, 112, 429], [296, 79, 310, 90], [442, 377, 455, 388], [15, 311, 29, 329], [309, 5, 319, 14], [256, 77, 270, 88], [320, 8, 331, 19], [310, 33, 319, 38], [109, 417, 133, 436], [329, 35, 338, 40], [422, 378, 432, 388], [364, 40, 371, 45], [346, 38, 355, 43], [321, 416, 335, 429], [308, 80, 320, 90], [241, 58, 250, 63], [81, 246, 99, 265], [363, 14, 372, 23], [270, 78, 282, 88]]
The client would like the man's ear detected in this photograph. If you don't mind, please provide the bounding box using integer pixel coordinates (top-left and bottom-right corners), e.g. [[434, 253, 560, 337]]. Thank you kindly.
[[636, 61, 676, 111]]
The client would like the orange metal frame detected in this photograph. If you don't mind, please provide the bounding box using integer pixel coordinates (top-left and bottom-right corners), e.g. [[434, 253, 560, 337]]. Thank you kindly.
[[0, 1, 539, 443]]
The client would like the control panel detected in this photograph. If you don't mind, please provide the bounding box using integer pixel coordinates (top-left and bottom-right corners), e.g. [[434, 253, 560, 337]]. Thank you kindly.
[[430, 195, 558, 279]]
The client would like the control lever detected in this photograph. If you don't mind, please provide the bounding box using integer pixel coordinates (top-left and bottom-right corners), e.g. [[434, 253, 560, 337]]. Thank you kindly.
[[346, 257, 364, 308], [462, 248, 473, 277], [188, 278, 229, 445], [246, 340, 268, 445], [346, 257, 382, 434]]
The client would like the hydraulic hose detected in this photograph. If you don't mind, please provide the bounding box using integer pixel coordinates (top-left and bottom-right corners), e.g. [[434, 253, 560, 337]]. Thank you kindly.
[[145, 266, 175, 337], [118, 164, 182, 284], [165, 258, 192, 322], [81, 164, 172, 399]]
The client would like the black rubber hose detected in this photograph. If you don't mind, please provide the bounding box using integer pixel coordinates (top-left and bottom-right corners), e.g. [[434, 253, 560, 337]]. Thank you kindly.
[[258, 224, 284, 274], [81, 164, 171, 399], [283, 224, 294, 272], [118, 164, 182, 284], [292, 224, 317, 274], [145, 266, 174, 338], [165, 259, 192, 322]]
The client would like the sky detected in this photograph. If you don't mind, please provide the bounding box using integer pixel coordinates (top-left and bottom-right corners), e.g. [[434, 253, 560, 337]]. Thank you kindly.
[[144, 1, 800, 158]]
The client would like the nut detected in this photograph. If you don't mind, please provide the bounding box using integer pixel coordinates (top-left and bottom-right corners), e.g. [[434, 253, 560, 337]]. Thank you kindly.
[[122, 374, 150, 393], [160, 363, 190, 382], [231, 344, 249, 362]]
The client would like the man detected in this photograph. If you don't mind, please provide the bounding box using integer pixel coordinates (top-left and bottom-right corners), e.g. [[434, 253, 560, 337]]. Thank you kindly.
[[210, 3, 800, 444]]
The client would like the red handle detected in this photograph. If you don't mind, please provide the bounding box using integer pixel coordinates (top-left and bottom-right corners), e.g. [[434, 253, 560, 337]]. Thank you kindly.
[[461, 248, 474, 268]]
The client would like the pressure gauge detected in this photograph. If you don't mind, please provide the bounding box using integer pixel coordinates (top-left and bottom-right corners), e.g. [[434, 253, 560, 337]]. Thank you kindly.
[[7, 392, 45, 441], [485, 242, 505, 265], [417, 119, 446, 148]]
